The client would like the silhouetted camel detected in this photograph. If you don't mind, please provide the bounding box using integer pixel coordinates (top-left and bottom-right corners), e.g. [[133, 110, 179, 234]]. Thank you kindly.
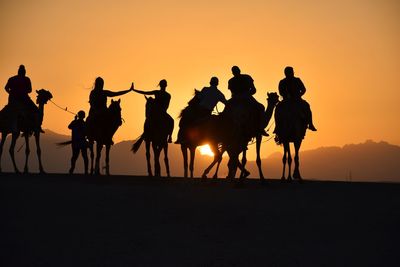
[[132, 96, 173, 177], [202, 92, 279, 180], [0, 89, 52, 173], [274, 100, 307, 181], [87, 99, 122, 175], [178, 91, 279, 180]]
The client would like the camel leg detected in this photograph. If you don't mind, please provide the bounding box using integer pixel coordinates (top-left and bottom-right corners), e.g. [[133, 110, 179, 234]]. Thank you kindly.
[[202, 151, 221, 179], [23, 134, 30, 173], [181, 145, 188, 178], [9, 132, 20, 173], [105, 144, 110, 176], [35, 133, 45, 174], [255, 135, 265, 180], [0, 132, 8, 173], [293, 140, 303, 181], [95, 142, 102, 175], [226, 151, 239, 180], [145, 140, 153, 177], [88, 141, 94, 175], [163, 144, 170, 178], [189, 147, 196, 178], [213, 154, 223, 179], [153, 143, 161, 177]]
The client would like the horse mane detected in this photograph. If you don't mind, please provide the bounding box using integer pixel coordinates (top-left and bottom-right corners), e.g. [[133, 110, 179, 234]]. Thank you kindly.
[[179, 89, 201, 118]]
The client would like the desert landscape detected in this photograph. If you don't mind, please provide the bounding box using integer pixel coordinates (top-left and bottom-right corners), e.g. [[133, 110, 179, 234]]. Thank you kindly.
[[1, 173, 399, 266]]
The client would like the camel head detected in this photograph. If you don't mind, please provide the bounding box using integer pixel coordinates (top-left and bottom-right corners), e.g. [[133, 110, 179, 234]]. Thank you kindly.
[[267, 92, 279, 107], [36, 89, 53, 105]]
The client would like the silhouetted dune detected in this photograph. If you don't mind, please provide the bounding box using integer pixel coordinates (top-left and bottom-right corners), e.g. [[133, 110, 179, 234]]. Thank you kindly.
[[1, 173, 399, 266], [1, 130, 398, 182]]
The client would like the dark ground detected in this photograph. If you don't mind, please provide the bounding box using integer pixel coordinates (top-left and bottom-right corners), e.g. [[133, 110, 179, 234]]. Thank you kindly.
[[1, 174, 399, 267]]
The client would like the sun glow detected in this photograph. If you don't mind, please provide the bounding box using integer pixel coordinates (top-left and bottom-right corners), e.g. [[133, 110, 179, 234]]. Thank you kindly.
[[198, 145, 214, 157]]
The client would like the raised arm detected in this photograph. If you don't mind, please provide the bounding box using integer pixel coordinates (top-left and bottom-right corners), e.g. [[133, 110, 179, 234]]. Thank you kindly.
[[132, 88, 158, 96], [104, 83, 134, 97]]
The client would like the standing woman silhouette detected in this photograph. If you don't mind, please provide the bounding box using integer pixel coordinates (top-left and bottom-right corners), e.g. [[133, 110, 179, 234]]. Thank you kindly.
[[86, 77, 133, 135], [132, 79, 174, 143]]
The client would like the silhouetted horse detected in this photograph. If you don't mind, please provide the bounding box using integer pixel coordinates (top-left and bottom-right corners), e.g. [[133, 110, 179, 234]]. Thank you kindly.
[[132, 96, 173, 177], [177, 90, 225, 179], [0, 89, 53, 173], [87, 99, 122, 175], [274, 99, 307, 181]]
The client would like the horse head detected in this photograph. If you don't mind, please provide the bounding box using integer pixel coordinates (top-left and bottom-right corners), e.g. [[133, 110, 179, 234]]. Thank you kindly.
[[36, 89, 53, 105], [145, 96, 155, 118], [267, 92, 279, 107], [108, 99, 122, 127]]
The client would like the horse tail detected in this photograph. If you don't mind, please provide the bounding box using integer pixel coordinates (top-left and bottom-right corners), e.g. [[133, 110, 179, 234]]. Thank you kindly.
[[131, 134, 144, 154], [56, 140, 72, 148]]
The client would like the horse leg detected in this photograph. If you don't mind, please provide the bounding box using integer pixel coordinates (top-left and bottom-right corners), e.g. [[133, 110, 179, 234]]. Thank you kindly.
[[145, 140, 153, 177], [95, 143, 102, 175], [293, 140, 303, 181], [240, 150, 247, 178], [152, 143, 161, 177], [9, 133, 20, 173], [163, 144, 170, 178], [181, 145, 188, 178], [105, 144, 110, 175], [281, 142, 288, 181], [189, 146, 196, 178], [35, 133, 45, 174], [255, 135, 264, 180], [287, 143, 293, 181], [88, 141, 94, 175], [0, 132, 8, 173]]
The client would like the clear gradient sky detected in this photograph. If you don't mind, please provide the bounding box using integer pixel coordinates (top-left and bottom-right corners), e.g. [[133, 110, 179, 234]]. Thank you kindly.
[[1, 0, 399, 159]]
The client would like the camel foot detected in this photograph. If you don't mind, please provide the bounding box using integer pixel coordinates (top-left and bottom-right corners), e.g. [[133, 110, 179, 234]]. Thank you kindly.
[[212, 175, 218, 180], [287, 176, 293, 182], [280, 176, 286, 182], [201, 174, 208, 179], [241, 170, 250, 179]]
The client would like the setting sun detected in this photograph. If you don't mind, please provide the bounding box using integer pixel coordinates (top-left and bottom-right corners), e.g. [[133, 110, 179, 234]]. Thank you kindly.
[[198, 145, 214, 157]]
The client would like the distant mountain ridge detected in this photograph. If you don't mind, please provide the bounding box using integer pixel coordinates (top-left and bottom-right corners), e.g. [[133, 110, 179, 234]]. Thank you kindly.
[[0, 130, 398, 182]]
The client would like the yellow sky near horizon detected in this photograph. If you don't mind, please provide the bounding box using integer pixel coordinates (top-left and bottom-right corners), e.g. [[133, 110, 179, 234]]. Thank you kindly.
[[1, 0, 399, 159]]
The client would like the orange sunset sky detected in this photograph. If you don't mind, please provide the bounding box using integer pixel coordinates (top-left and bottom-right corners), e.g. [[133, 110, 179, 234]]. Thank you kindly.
[[0, 0, 399, 159]]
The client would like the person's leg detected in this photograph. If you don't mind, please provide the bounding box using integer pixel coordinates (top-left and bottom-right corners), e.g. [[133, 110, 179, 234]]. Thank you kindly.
[[302, 100, 317, 131], [69, 145, 79, 174], [81, 146, 89, 175]]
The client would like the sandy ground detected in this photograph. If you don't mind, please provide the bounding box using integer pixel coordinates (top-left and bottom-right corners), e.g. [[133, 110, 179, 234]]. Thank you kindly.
[[1, 174, 399, 267]]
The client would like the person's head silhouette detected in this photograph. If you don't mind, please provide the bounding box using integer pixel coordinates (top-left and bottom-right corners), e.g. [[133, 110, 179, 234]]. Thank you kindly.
[[94, 77, 104, 90], [231, 66, 241, 76], [158, 79, 167, 91], [210, 77, 219, 86], [77, 110, 85, 119], [18, 65, 26, 76], [284, 66, 294, 78]]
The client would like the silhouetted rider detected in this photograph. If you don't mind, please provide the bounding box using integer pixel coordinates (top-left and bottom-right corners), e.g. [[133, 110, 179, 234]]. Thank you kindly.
[[198, 77, 227, 117], [4, 65, 40, 131], [227, 66, 268, 136], [228, 66, 256, 98], [278, 66, 317, 131], [87, 77, 133, 136], [132, 79, 174, 143]]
